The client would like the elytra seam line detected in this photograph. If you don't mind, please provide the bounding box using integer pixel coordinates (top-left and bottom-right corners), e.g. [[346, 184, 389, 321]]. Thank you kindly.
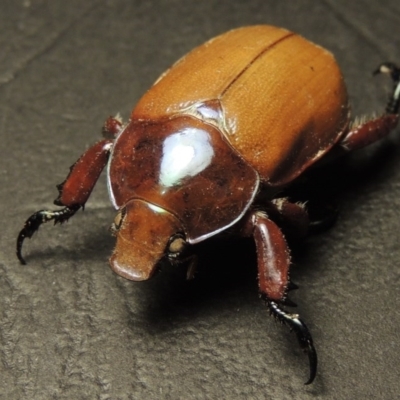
[[220, 32, 295, 97]]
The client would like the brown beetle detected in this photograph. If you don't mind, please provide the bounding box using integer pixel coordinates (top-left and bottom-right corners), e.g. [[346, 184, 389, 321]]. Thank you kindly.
[[17, 26, 400, 384]]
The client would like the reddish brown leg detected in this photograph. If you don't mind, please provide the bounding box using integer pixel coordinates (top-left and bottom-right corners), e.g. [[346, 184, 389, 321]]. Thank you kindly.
[[340, 114, 398, 151], [340, 62, 400, 151], [242, 210, 317, 385], [16, 116, 123, 264], [54, 139, 113, 207], [266, 198, 309, 238]]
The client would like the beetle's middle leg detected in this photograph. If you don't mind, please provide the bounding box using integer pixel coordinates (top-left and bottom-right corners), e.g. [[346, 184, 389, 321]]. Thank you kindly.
[[242, 210, 317, 385], [264, 198, 309, 238], [339, 62, 400, 152], [16, 116, 123, 264]]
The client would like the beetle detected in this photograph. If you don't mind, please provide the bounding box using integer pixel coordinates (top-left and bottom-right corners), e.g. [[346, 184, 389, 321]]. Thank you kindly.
[[16, 25, 400, 384]]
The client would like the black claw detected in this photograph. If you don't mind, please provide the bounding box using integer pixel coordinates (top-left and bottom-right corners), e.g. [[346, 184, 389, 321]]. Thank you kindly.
[[17, 210, 46, 264], [288, 315, 318, 385], [16, 205, 80, 264], [264, 297, 318, 385], [287, 281, 299, 291]]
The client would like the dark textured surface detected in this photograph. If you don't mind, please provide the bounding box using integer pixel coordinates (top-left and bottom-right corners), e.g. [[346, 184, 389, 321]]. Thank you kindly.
[[1, 1, 400, 399]]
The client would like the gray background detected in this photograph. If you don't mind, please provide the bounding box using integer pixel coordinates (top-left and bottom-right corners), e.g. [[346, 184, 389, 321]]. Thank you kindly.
[[1, 1, 400, 399]]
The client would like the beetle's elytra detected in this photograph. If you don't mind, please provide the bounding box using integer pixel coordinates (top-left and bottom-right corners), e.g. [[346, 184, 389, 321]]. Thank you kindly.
[[17, 26, 400, 384]]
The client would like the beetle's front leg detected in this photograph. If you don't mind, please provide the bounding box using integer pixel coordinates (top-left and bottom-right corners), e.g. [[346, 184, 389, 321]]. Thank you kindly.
[[17, 205, 81, 264], [242, 210, 317, 385], [17, 137, 114, 264]]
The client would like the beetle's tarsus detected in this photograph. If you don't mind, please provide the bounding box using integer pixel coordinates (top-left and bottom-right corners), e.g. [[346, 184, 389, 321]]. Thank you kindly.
[[16, 205, 80, 264], [373, 62, 400, 115], [264, 298, 317, 385]]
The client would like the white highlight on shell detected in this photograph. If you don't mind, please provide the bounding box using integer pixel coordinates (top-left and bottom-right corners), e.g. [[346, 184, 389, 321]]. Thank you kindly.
[[159, 128, 214, 188], [148, 203, 167, 214]]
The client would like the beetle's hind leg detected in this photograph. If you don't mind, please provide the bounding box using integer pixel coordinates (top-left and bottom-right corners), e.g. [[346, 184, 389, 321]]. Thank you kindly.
[[340, 62, 400, 152], [374, 62, 400, 115], [242, 209, 317, 385]]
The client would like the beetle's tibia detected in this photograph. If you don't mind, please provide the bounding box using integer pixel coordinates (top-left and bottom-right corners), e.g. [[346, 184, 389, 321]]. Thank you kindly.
[[263, 296, 317, 385], [16, 205, 80, 264]]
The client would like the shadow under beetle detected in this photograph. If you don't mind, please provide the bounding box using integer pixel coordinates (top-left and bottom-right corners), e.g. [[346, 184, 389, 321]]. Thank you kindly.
[[16, 26, 400, 384]]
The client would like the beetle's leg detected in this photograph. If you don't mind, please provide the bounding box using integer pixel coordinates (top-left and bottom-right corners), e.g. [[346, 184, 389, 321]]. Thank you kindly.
[[54, 139, 113, 207], [263, 298, 316, 385], [102, 114, 124, 139], [16, 138, 113, 264], [17, 205, 80, 264], [267, 195, 336, 238], [340, 114, 398, 151], [339, 62, 400, 151], [374, 62, 400, 115], [265, 198, 309, 238], [242, 210, 317, 385]]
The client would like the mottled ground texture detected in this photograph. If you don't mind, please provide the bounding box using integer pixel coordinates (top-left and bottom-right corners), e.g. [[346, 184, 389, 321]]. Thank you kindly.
[[1, 1, 400, 399]]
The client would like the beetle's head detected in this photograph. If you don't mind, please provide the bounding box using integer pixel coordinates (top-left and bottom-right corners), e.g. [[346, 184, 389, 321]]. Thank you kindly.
[[109, 199, 186, 281]]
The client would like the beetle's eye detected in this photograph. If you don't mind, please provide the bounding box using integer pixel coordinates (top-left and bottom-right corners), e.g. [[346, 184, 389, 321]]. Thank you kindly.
[[168, 234, 186, 255], [110, 208, 126, 235]]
